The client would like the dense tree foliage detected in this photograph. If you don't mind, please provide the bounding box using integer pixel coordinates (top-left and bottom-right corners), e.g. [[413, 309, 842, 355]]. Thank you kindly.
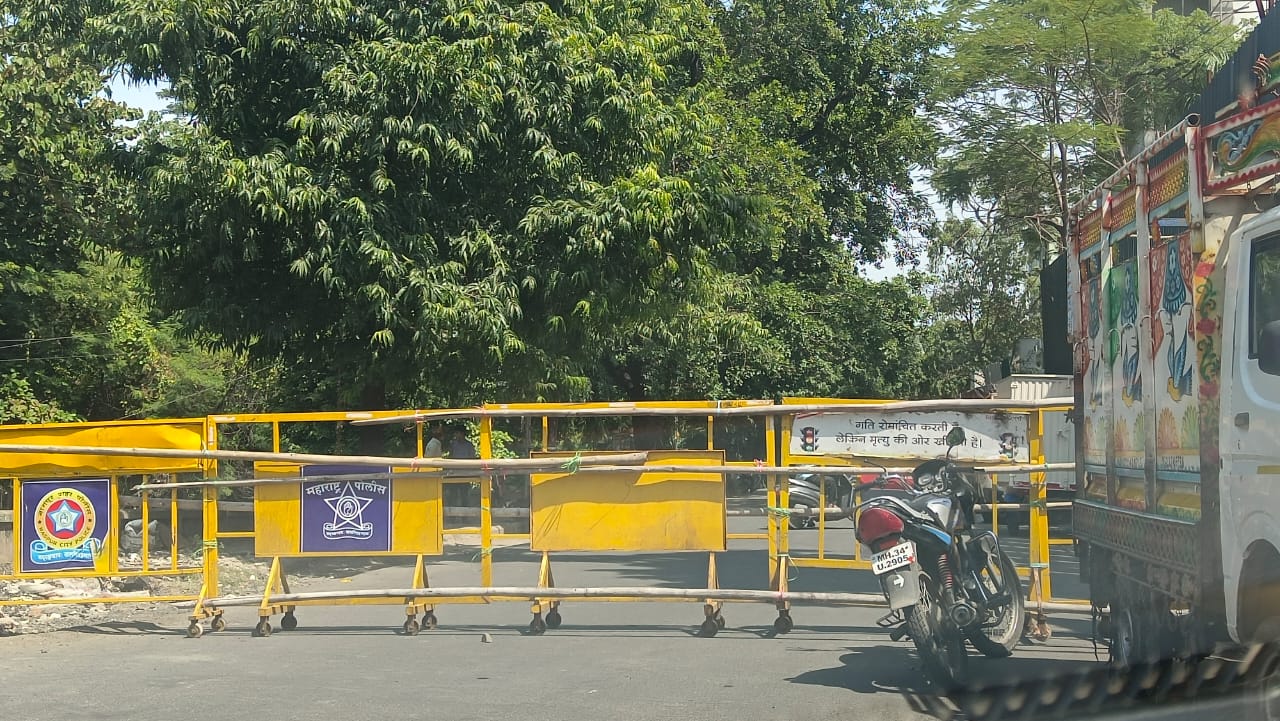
[[0, 0, 1251, 424], [924, 0, 1240, 392]]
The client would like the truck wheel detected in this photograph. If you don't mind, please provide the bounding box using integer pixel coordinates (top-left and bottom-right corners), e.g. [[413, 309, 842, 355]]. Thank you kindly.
[[1109, 608, 1137, 668], [1246, 619, 1280, 721]]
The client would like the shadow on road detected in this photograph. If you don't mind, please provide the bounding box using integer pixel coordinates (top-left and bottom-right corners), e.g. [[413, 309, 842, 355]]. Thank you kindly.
[[63, 620, 182, 636], [789, 641, 1105, 720], [788, 644, 957, 719]]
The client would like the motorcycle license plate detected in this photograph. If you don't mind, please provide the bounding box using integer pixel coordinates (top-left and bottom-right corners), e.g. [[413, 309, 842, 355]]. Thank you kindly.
[[871, 541, 915, 574]]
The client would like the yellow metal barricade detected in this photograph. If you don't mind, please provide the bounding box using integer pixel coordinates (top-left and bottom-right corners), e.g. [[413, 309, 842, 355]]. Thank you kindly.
[[771, 399, 1085, 613], [527, 449, 727, 633], [0, 419, 210, 609]]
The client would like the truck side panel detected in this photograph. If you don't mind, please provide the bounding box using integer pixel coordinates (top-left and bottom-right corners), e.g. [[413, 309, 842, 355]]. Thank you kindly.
[[1106, 186, 1149, 509], [1077, 211, 1110, 503], [1147, 148, 1203, 521]]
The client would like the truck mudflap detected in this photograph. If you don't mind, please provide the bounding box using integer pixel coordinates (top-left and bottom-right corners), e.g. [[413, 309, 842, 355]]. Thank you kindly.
[[880, 564, 923, 610]]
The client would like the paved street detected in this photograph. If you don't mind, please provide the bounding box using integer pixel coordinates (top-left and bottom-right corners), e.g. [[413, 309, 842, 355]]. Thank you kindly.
[[0, 516, 1121, 721]]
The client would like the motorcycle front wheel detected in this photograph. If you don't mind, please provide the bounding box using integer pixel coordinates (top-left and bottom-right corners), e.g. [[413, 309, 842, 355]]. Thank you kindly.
[[968, 548, 1026, 658], [904, 572, 967, 690]]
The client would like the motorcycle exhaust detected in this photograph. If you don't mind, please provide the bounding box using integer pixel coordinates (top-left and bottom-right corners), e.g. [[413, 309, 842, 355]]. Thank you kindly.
[[949, 600, 978, 627]]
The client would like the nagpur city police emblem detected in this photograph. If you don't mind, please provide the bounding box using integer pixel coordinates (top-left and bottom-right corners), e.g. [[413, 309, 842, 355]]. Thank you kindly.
[[30, 487, 100, 565]]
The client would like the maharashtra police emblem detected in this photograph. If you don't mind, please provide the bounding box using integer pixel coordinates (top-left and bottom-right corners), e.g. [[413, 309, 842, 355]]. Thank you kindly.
[[799, 426, 819, 453], [322, 482, 376, 540], [31, 487, 99, 565]]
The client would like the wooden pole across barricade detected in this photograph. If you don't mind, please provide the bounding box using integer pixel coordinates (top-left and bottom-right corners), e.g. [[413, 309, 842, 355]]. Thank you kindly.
[[189, 585, 1093, 615], [347, 397, 1076, 425], [0, 442, 1076, 482], [0, 444, 648, 473]]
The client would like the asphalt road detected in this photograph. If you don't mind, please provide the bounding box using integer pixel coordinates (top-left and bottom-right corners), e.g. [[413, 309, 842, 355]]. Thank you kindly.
[[0, 517, 1254, 721]]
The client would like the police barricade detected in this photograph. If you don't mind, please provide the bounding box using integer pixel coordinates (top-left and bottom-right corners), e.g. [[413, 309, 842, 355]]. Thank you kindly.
[[0, 418, 210, 610], [0, 399, 1092, 638], [771, 397, 1082, 632], [216, 461, 441, 637], [525, 450, 727, 634]]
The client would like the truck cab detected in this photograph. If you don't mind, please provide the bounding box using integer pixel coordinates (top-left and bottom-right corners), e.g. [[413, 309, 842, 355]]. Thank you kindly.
[[1219, 206, 1280, 642]]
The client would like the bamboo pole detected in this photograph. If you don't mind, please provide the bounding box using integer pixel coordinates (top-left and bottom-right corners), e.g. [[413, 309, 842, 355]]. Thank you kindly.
[[0, 444, 647, 473], [191, 585, 1094, 614], [348, 398, 1076, 426], [0, 438, 1075, 488]]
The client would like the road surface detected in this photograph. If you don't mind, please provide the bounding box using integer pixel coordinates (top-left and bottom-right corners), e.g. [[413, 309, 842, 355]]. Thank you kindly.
[[0, 517, 1251, 721]]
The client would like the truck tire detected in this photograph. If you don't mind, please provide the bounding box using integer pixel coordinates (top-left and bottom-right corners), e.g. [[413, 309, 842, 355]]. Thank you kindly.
[[1246, 619, 1280, 721]]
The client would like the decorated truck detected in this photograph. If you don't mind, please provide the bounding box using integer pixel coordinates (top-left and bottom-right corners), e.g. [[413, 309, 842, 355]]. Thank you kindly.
[[1070, 15, 1280, 672]]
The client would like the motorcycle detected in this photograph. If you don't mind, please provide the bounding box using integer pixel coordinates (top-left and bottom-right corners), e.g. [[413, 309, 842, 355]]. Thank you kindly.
[[853, 425, 1026, 689]]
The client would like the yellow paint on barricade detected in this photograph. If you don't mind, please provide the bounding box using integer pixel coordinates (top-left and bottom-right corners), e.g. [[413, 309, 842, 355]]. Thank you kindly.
[[0, 419, 210, 610], [529, 450, 725, 552], [524, 449, 730, 635], [773, 397, 1081, 609], [0, 419, 205, 476], [208, 461, 447, 638]]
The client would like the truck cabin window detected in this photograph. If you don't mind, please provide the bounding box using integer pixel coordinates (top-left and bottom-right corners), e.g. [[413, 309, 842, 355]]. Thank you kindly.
[[1251, 234, 1280, 365]]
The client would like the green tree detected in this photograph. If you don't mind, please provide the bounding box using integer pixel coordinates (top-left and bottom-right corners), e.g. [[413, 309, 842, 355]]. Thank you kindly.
[[715, 0, 941, 263], [114, 0, 768, 412], [919, 216, 1039, 396], [933, 0, 1238, 256]]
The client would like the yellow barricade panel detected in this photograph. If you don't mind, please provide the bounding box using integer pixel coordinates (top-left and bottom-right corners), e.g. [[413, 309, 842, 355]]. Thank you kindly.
[[529, 450, 726, 553], [254, 464, 443, 557], [0, 420, 205, 476]]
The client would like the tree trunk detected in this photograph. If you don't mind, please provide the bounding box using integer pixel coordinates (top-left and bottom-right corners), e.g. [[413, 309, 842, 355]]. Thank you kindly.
[[358, 379, 386, 456]]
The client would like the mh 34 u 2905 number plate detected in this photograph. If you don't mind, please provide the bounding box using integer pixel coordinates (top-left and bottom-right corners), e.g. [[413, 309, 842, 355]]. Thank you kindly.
[[871, 541, 915, 574]]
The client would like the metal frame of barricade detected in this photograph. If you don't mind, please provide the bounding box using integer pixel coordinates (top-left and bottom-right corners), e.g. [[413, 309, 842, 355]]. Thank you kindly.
[[187, 402, 776, 636], [772, 398, 1084, 616], [194, 409, 445, 635], [362, 400, 775, 635], [0, 397, 1086, 638], [0, 418, 210, 609]]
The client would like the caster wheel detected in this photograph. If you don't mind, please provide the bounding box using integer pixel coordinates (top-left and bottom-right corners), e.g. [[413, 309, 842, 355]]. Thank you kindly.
[[186, 622, 203, 639], [715, 613, 726, 630], [774, 612, 794, 634], [252, 620, 272, 638], [546, 609, 562, 629], [404, 618, 421, 636], [280, 612, 298, 631], [698, 618, 719, 638], [423, 612, 438, 630], [210, 616, 226, 633], [529, 614, 547, 635]]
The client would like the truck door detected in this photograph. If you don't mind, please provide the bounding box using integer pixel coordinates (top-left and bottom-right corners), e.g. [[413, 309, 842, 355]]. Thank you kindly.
[[1223, 214, 1280, 640]]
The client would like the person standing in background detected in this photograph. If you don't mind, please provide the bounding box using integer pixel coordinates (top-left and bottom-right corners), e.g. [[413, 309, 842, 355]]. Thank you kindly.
[[449, 425, 478, 459], [424, 425, 445, 458]]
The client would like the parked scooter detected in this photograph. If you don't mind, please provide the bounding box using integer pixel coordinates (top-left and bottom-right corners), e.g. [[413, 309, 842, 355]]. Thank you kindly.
[[785, 473, 857, 529], [853, 426, 1026, 689]]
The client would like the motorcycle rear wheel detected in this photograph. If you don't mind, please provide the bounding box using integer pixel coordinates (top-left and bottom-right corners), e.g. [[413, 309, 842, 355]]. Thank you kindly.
[[905, 572, 967, 691], [968, 549, 1026, 658]]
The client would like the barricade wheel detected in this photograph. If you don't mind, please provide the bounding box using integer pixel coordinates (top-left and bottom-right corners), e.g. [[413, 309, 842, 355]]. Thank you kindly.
[[423, 612, 438, 630], [186, 622, 203, 639], [210, 616, 226, 633], [529, 614, 547, 635], [546, 609, 563, 629], [280, 612, 298, 631], [774, 612, 794, 634], [715, 613, 726, 630], [252, 620, 272, 638], [404, 618, 421, 636], [698, 618, 719, 637]]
